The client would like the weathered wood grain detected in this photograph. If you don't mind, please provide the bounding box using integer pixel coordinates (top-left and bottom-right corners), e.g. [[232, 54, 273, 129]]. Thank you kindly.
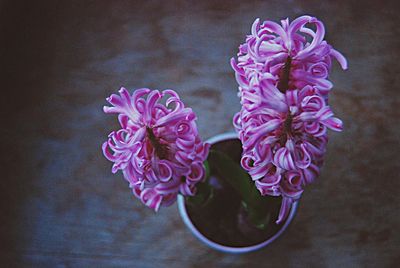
[[1, 0, 399, 267]]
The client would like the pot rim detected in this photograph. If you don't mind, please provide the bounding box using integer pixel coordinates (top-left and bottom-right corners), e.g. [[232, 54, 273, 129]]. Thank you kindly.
[[177, 132, 299, 254]]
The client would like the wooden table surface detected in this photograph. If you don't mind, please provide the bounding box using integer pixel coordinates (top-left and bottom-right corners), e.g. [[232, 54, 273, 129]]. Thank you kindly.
[[1, 1, 399, 267]]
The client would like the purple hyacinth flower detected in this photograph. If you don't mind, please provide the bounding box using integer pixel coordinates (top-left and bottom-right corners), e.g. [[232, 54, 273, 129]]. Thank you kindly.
[[102, 88, 210, 211], [231, 15, 347, 98], [232, 16, 347, 224]]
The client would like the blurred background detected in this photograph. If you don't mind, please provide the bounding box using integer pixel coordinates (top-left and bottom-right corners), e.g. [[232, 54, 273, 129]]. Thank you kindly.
[[1, 0, 399, 267]]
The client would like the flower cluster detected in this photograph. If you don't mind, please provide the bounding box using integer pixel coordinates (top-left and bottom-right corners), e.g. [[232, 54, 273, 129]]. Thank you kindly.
[[232, 16, 347, 223], [102, 88, 210, 211]]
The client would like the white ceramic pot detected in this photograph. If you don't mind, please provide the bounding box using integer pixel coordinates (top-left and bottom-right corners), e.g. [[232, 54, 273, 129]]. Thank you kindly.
[[178, 132, 299, 254]]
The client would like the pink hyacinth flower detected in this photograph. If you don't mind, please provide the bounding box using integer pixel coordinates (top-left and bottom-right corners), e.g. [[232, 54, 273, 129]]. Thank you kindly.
[[232, 16, 347, 224], [102, 88, 210, 211], [231, 15, 347, 98]]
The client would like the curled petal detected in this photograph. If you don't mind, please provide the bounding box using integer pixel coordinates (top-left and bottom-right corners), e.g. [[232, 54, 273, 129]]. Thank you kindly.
[[292, 16, 325, 60], [241, 154, 255, 171], [254, 142, 272, 163], [155, 160, 173, 182], [251, 18, 261, 36], [308, 62, 329, 78], [292, 69, 333, 91], [285, 89, 299, 107], [304, 121, 327, 137], [243, 119, 282, 149], [259, 83, 288, 112], [256, 184, 281, 197], [254, 163, 281, 186], [281, 172, 304, 200], [187, 162, 205, 183], [140, 188, 163, 212], [276, 197, 293, 224], [249, 161, 272, 180], [302, 163, 320, 184], [316, 105, 334, 120], [321, 116, 343, 132], [196, 142, 210, 161], [302, 95, 325, 112], [233, 112, 242, 132], [286, 171, 302, 187], [230, 57, 245, 76], [155, 177, 181, 195], [164, 89, 184, 112], [104, 88, 151, 124], [273, 147, 296, 170], [295, 143, 311, 169], [330, 48, 348, 70], [175, 121, 192, 136], [154, 107, 195, 128], [255, 174, 281, 188], [180, 183, 196, 196], [144, 90, 162, 123], [262, 20, 290, 50], [176, 137, 196, 151], [124, 166, 141, 186]]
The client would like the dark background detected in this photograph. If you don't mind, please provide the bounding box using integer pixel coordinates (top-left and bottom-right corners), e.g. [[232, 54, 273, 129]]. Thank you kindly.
[[1, 0, 399, 267]]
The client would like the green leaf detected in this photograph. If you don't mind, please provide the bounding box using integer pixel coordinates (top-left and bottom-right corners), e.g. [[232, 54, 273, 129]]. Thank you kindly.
[[186, 182, 214, 207], [208, 150, 263, 208], [204, 160, 210, 180], [241, 201, 271, 230], [208, 149, 274, 229]]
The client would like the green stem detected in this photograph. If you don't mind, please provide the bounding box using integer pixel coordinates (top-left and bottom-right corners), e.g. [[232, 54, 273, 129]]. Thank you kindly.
[[208, 150, 274, 229]]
